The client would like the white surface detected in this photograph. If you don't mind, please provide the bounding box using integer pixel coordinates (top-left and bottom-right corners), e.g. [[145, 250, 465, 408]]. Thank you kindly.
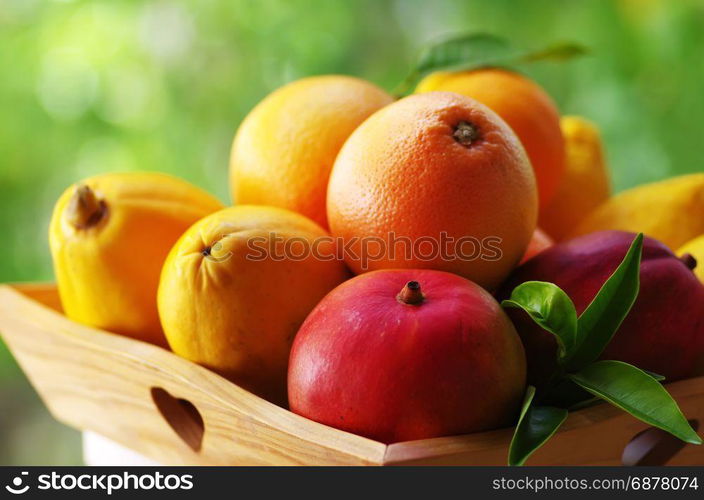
[[82, 431, 160, 466]]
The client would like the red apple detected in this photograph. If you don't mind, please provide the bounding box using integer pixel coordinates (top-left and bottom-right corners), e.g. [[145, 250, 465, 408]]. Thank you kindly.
[[288, 269, 526, 443]]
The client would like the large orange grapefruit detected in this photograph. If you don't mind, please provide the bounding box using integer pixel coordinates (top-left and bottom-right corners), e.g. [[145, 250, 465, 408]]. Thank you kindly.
[[327, 91, 538, 290], [416, 69, 565, 209]]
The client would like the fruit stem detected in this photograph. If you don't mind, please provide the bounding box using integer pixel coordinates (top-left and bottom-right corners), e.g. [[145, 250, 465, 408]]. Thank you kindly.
[[66, 184, 106, 229], [397, 281, 425, 305], [453, 121, 479, 146], [679, 253, 697, 271]]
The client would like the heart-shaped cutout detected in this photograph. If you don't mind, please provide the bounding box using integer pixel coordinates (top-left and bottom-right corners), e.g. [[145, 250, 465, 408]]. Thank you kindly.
[[622, 419, 699, 465], [150, 387, 205, 452]]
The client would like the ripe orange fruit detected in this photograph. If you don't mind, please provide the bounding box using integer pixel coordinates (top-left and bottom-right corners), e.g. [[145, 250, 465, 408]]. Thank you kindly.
[[327, 91, 538, 290], [416, 69, 565, 209], [229, 75, 393, 228]]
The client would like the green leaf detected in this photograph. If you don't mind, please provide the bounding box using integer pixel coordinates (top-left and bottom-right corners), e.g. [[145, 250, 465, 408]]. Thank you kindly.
[[502, 281, 578, 364], [508, 386, 568, 466], [394, 33, 513, 95], [568, 367, 669, 413], [395, 33, 587, 95], [568, 233, 644, 370], [569, 360, 702, 445], [519, 42, 588, 63], [414, 33, 514, 76]]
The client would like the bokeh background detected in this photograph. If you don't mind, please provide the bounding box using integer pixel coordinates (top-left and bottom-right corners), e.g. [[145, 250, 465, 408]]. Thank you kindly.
[[2, 0, 704, 465]]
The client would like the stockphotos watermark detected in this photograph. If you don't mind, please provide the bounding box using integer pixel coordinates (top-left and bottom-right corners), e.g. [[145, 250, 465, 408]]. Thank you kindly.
[[202, 232, 504, 270], [4, 470, 193, 495]]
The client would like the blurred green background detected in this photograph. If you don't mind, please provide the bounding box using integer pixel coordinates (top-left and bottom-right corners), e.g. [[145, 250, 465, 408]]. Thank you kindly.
[[2, 0, 704, 465]]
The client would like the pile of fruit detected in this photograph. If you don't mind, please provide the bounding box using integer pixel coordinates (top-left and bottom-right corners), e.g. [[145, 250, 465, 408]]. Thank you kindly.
[[47, 36, 704, 464]]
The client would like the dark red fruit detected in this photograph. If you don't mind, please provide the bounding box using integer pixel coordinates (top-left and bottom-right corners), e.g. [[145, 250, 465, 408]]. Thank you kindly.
[[498, 230, 704, 387]]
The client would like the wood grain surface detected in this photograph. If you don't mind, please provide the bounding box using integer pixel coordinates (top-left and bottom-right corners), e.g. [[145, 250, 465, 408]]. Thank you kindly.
[[1, 283, 702, 466]]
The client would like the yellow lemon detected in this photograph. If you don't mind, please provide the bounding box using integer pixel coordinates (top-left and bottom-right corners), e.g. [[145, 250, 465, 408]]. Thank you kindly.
[[49, 172, 223, 345], [540, 116, 611, 241], [158, 205, 348, 405]]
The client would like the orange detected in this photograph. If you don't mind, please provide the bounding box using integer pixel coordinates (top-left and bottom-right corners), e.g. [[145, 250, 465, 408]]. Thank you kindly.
[[327, 91, 538, 290], [229, 75, 393, 228], [416, 68, 565, 209], [158, 205, 348, 405], [539, 116, 611, 241]]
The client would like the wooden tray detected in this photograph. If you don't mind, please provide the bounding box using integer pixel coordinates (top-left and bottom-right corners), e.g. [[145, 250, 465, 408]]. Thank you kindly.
[[1, 283, 702, 466]]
